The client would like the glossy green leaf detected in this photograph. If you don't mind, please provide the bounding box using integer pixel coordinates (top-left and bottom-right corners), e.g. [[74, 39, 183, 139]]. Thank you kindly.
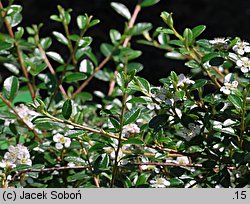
[[141, 0, 160, 7], [40, 37, 52, 50], [124, 108, 141, 125], [79, 59, 94, 75], [149, 114, 168, 129], [160, 11, 174, 28], [0, 42, 13, 51], [228, 94, 243, 110], [100, 43, 113, 57], [116, 71, 126, 90], [46, 51, 65, 64], [64, 72, 87, 83], [127, 62, 143, 73], [135, 77, 150, 94], [64, 156, 86, 165], [2, 76, 19, 100], [29, 63, 47, 76], [190, 79, 207, 90], [77, 15, 87, 30], [128, 23, 152, 36], [192, 25, 206, 38], [79, 36, 92, 48], [52, 31, 68, 45], [62, 99, 72, 120], [109, 29, 121, 44], [111, 2, 131, 20], [110, 117, 120, 130], [183, 28, 193, 46], [14, 27, 24, 40]]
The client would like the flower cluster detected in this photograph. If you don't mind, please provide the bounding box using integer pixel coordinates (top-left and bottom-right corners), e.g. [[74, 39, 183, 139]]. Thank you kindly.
[[0, 144, 32, 169], [122, 123, 140, 137]]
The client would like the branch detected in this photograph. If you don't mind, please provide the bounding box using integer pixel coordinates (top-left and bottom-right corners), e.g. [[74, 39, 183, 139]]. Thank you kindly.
[[0, 1, 36, 100]]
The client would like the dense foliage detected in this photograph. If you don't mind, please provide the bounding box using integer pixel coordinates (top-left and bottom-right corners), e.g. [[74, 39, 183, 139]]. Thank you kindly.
[[0, 0, 250, 188]]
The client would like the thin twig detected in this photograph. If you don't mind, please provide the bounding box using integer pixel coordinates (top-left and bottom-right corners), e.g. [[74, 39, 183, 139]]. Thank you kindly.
[[37, 44, 67, 97]]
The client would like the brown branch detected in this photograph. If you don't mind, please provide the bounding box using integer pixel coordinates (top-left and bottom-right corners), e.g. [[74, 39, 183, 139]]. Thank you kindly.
[[38, 44, 67, 97], [72, 54, 113, 97], [0, 1, 36, 99], [132, 162, 250, 171]]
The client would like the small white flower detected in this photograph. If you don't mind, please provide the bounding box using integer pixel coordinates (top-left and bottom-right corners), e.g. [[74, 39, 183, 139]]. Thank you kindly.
[[15, 104, 40, 128], [176, 156, 189, 165], [67, 162, 76, 167], [53, 133, 71, 149], [220, 73, 238, 95], [122, 123, 140, 137], [209, 37, 228, 45], [236, 57, 250, 73], [233, 41, 250, 55], [150, 177, 170, 188], [177, 74, 195, 87]]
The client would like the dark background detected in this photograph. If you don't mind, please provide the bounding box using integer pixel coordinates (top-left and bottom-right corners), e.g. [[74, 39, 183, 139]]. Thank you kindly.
[[2, 0, 250, 86]]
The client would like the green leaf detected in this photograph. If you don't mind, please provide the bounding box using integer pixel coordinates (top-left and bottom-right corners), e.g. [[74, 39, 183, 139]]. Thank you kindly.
[[7, 13, 22, 27], [0, 42, 13, 51], [2, 76, 19, 100], [109, 29, 121, 44], [192, 25, 206, 38], [116, 71, 126, 90], [77, 15, 87, 30], [29, 63, 47, 76], [124, 109, 141, 125], [123, 138, 144, 145], [156, 27, 175, 34], [185, 60, 200, 69], [228, 95, 243, 110], [94, 70, 111, 82], [183, 28, 193, 47], [190, 79, 207, 90], [40, 37, 52, 50], [160, 11, 174, 28], [12, 164, 31, 172], [14, 27, 24, 40], [135, 77, 150, 94], [3, 63, 19, 75], [165, 52, 185, 60], [127, 97, 148, 104], [149, 114, 168, 129], [79, 59, 94, 75], [202, 52, 220, 63], [64, 72, 87, 83], [136, 173, 150, 186], [128, 23, 152, 36], [209, 57, 224, 66], [64, 156, 86, 165], [110, 117, 120, 130], [100, 43, 113, 57], [141, 0, 160, 7], [46, 51, 64, 64], [111, 2, 131, 20], [52, 31, 68, 45], [89, 19, 100, 28], [50, 14, 62, 22], [62, 99, 72, 119], [127, 62, 143, 73], [79, 36, 92, 48]]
